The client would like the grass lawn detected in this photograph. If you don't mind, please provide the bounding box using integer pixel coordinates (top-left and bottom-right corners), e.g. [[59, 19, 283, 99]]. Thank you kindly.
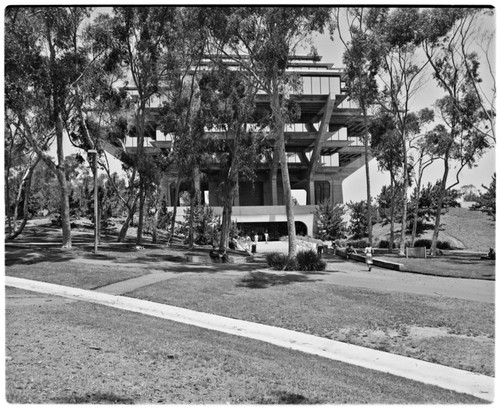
[[373, 254, 495, 280], [5, 288, 485, 404], [4, 219, 495, 403], [5, 254, 150, 290], [126, 272, 494, 377]]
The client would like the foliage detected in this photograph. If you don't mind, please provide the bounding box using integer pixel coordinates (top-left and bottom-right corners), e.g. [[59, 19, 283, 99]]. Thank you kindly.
[[205, 6, 333, 256], [266, 252, 290, 269], [266, 250, 325, 272], [178, 205, 219, 245], [295, 250, 327, 271], [347, 200, 376, 240], [460, 184, 480, 202], [314, 200, 347, 241], [473, 174, 496, 220], [377, 183, 404, 225], [413, 239, 452, 250], [346, 239, 370, 249], [378, 240, 390, 249], [408, 181, 462, 233]]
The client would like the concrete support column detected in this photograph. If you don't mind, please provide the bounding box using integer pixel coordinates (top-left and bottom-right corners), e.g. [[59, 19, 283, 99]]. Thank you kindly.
[[270, 167, 278, 206], [332, 179, 344, 205], [159, 175, 171, 206], [233, 181, 240, 206], [307, 179, 315, 205]]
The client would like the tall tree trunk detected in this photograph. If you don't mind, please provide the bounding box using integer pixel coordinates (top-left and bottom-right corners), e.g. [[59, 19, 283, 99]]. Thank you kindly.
[[6, 155, 41, 241], [151, 209, 158, 244], [55, 112, 72, 249], [398, 142, 408, 256], [362, 105, 373, 246], [411, 167, 424, 246], [431, 151, 451, 255], [168, 177, 181, 246], [219, 131, 240, 252], [219, 180, 237, 251], [118, 197, 138, 242], [137, 179, 145, 245], [135, 100, 147, 246], [271, 85, 296, 256], [389, 173, 395, 251], [187, 166, 201, 249]]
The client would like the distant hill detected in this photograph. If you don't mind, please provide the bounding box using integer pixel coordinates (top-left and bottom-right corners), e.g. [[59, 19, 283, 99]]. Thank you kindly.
[[372, 205, 495, 252]]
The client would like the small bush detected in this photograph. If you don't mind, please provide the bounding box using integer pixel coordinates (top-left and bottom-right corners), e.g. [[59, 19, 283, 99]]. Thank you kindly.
[[411, 239, 451, 250], [295, 249, 326, 271], [378, 240, 390, 248], [437, 240, 451, 250], [266, 252, 288, 269], [347, 239, 369, 249], [413, 239, 433, 249], [266, 250, 325, 271]]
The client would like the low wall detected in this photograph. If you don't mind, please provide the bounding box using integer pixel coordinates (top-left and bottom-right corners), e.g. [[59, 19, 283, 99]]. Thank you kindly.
[[336, 249, 405, 272]]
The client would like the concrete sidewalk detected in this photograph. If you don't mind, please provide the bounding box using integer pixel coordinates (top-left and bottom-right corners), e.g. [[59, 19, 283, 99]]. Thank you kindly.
[[5, 276, 494, 402]]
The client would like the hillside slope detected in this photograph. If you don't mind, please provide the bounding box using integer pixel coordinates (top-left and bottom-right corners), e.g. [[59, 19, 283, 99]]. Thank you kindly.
[[372, 206, 495, 252]]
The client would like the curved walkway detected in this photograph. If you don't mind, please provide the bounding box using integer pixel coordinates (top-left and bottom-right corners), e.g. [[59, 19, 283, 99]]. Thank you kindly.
[[5, 276, 494, 402]]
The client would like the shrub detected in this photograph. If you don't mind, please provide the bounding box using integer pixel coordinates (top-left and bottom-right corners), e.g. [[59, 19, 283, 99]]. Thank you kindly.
[[412, 239, 451, 250], [266, 252, 297, 270], [295, 249, 326, 271], [437, 240, 451, 250], [347, 239, 369, 249], [314, 200, 347, 240], [266, 250, 326, 271], [413, 239, 433, 249], [266, 252, 288, 269], [378, 240, 390, 249]]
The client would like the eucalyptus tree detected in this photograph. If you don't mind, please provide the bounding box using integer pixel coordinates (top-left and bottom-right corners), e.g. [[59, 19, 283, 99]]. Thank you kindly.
[[108, 6, 179, 245], [156, 7, 210, 248], [424, 95, 489, 254], [206, 6, 332, 256], [419, 8, 495, 145], [5, 7, 97, 248], [369, 111, 403, 250], [198, 66, 265, 251], [4, 119, 42, 240], [417, 8, 493, 254], [337, 7, 384, 247], [368, 8, 430, 255]]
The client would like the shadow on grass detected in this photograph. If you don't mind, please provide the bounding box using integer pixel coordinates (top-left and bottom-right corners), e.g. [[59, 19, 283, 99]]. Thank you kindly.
[[237, 271, 318, 289], [4, 246, 76, 266], [255, 391, 321, 404], [53, 392, 134, 404]]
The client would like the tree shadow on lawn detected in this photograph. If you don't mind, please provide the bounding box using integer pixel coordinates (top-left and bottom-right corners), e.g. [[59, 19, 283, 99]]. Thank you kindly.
[[53, 392, 134, 404], [5, 245, 76, 266], [237, 271, 320, 289]]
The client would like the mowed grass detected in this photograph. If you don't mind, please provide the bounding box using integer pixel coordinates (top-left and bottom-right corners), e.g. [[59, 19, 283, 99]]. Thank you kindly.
[[126, 273, 494, 376], [375, 254, 495, 279], [5, 288, 484, 404], [5, 259, 150, 290]]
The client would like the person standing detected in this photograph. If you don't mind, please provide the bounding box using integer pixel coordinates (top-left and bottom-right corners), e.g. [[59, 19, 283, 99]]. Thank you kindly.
[[317, 239, 324, 256], [252, 232, 258, 253], [264, 231, 269, 244], [364, 244, 373, 271]]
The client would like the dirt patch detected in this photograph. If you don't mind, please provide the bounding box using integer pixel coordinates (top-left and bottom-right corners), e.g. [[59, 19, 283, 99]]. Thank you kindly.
[[326, 325, 494, 376]]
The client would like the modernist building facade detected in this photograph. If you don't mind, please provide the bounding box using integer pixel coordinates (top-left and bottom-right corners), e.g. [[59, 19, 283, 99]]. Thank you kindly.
[[109, 56, 369, 238]]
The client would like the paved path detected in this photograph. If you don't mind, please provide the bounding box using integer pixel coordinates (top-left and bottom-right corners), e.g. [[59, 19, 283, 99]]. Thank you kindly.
[[70, 251, 494, 303], [5, 276, 494, 402]]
